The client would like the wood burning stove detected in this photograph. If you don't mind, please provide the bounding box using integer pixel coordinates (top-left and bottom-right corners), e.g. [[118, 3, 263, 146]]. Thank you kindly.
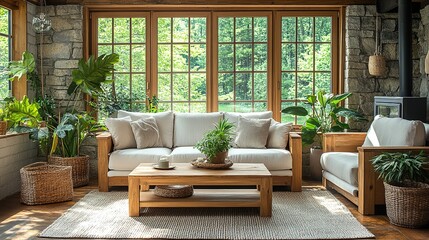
[[374, 96, 427, 122]]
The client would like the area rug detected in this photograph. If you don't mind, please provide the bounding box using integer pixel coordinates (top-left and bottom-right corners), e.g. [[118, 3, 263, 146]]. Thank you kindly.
[[40, 190, 374, 239]]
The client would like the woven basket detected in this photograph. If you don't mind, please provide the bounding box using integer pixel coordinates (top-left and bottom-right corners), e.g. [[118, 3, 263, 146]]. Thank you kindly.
[[48, 155, 90, 187], [368, 54, 387, 77], [154, 185, 193, 198], [384, 181, 429, 228], [20, 162, 73, 205], [0, 121, 7, 135]]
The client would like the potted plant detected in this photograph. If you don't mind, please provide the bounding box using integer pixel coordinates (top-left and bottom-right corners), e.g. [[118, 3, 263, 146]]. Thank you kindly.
[[195, 119, 234, 164], [45, 53, 119, 187], [371, 151, 429, 228], [0, 96, 42, 136], [282, 90, 366, 179], [0, 104, 8, 135]]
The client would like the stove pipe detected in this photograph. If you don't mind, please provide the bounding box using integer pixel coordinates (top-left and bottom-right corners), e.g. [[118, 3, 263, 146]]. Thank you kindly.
[[398, 0, 412, 97]]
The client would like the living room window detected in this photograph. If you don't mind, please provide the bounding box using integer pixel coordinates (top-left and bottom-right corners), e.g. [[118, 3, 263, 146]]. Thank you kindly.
[[0, 6, 11, 100], [90, 9, 340, 124]]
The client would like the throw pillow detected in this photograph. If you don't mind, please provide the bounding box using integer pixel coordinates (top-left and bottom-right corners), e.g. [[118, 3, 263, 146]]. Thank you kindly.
[[234, 117, 271, 148], [267, 120, 293, 149], [130, 117, 163, 148], [105, 116, 136, 150]]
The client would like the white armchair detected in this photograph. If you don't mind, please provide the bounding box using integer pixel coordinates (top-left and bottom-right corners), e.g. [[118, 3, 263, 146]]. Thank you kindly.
[[321, 115, 429, 215]]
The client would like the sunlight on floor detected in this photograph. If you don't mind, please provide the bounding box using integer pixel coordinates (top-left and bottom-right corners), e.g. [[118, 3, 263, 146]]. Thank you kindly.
[[313, 195, 349, 215]]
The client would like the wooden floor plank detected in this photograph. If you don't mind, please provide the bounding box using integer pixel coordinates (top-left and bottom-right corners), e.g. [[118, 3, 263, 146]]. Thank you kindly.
[[0, 180, 428, 239]]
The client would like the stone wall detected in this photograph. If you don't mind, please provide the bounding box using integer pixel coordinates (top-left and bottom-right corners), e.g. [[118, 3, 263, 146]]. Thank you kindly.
[[345, 5, 422, 130], [419, 5, 429, 120], [0, 134, 38, 200]]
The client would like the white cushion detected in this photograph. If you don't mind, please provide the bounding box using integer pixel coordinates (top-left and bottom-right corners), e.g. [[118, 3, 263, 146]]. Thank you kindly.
[[323, 171, 358, 197], [174, 112, 223, 147], [170, 147, 205, 163], [109, 148, 172, 171], [320, 152, 358, 187], [363, 115, 426, 147], [228, 148, 292, 170], [234, 117, 271, 148], [117, 110, 174, 148], [224, 111, 272, 127], [267, 120, 293, 149], [130, 117, 162, 149], [105, 116, 136, 150]]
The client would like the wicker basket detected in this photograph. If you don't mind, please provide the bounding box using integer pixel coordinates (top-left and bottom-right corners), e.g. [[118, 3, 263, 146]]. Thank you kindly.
[[368, 54, 387, 77], [48, 155, 90, 187], [154, 185, 193, 198], [384, 181, 429, 228], [20, 162, 73, 205], [0, 121, 7, 135]]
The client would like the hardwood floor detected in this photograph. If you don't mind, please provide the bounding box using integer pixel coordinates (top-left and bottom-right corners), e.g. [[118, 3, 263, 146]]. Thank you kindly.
[[0, 180, 428, 239]]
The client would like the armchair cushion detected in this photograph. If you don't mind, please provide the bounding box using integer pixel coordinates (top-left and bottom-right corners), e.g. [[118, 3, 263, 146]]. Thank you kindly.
[[320, 152, 358, 187], [363, 115, 426, 147]]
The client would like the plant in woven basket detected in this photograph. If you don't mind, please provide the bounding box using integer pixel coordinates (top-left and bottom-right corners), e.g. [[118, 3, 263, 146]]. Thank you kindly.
[[371, 151, 429, 186], [195, 119, 234, 164], [371, 151, 429, 228]]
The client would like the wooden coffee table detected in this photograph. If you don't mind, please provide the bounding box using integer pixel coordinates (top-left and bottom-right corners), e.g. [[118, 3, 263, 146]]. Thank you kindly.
[[128, 163, 272, 217]]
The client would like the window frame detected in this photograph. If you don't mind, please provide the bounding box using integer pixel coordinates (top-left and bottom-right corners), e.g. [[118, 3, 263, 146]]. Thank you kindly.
[[0, 5, 12, 100], [87, 6, 343, 123]]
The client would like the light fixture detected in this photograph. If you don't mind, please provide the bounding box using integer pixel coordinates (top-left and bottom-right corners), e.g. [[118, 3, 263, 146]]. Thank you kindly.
[[32, 0, 51, 33], [369, 13, 387, 77]]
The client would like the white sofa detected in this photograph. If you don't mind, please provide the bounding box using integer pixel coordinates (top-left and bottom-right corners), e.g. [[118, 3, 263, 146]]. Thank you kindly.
[[97, 110, 303, 192], [321, 115, 429, 215]]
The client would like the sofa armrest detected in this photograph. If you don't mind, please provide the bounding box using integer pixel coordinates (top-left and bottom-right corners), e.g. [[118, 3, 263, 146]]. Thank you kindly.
[[96, 132, 113, 192], [323, 132, 366, 152], [289, 132, 302, 192], [356, 146, 429, 215]]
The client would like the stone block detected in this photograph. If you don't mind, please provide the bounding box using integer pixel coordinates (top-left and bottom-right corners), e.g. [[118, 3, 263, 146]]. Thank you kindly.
[[345, 69, 365, 79], [53, 30, 83, 43], [381, 31, 398, 43], [44, 6, 56, 17], [347, 77, 375, 93], [346, 48, 361, 56], [365, 5, 377, 17], [46, 75, 65, 86], [346, 17, 360, 30], [421, 6, 429, 25], [361, 30, 374, 38], [346, 61, 366, 70], [382, 19, 396, 32], [346, 36, 360, 49], [56, 5, 82, 16], [361, 38, 375, 55], [346, 5, 365, 17], [40, 43, 71, 59], [419, 78, 428, 96], [361, 17, 376, 30], [383, 43, 397, 60], [55, 60, 79, 69], [51, 17, 74, 32], [53, 69, 71, 77], [72, 48, 83, 59]]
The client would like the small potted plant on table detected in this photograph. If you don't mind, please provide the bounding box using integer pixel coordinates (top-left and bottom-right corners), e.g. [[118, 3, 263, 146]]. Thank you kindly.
[[371, 151, 429, 228], [195, 119, 234, 164]]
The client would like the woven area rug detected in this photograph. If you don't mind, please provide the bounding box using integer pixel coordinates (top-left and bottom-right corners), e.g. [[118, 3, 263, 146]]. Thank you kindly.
[[40, 190, 374, 239]]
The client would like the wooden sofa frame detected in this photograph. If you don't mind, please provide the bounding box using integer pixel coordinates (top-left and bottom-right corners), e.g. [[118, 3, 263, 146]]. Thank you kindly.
[[96, 132, 303, 192], [323, 132, 429, 215]]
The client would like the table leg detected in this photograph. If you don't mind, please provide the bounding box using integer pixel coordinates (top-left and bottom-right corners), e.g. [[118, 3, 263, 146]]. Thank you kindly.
[[141, 183, 149, 192], [128, 177, 140, 217], [260, 177, 272, 217]]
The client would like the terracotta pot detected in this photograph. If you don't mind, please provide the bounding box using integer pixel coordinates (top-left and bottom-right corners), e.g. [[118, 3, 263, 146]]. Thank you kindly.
[[0, 121, 7, 135], [210, 151, 228, 164], [310, 147, 323, 181]]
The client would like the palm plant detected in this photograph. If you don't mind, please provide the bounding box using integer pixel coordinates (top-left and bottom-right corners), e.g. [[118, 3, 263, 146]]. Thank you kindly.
[[195, 119, 234, 163], [282, 90, 366, 147]]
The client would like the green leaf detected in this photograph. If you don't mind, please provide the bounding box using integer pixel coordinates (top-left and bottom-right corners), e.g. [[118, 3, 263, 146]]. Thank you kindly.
[[307, 95, 317, 105], [328, 92, 352, 106], [7, 51, 36, 81], [7, 96, 41, 128], [282, 106, 308, 116], [317, 90, 328, 108]]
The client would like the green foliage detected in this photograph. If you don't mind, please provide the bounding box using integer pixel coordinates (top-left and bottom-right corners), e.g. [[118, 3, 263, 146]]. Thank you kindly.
[[371, 152, 429, 186], [50, 113, 99, 157], [68, 53, 120, 97], [146, 95, 159, 113], [282, 90, 366, 146], [7, 51, 36, 81], [6, 96, 41, 128], [195, 119, 234, 162]]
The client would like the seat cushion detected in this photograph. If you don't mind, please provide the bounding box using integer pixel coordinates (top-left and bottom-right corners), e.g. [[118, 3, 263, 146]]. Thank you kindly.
[[363, 115, 426, 147], [224, 111, 272, 127], [109, 148, 172, 171], [117, 110, 174, 148], [170, 146, 205, 163], [228, 148, 292, 170], [320, 152, 358, 187], [174, 112, 223, 147]]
